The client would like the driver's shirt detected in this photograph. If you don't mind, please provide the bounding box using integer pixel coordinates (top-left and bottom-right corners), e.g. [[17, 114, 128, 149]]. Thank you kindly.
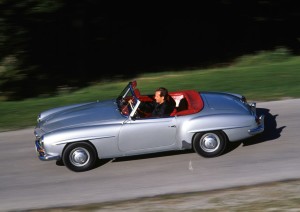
[[152, 101, 174, 117]]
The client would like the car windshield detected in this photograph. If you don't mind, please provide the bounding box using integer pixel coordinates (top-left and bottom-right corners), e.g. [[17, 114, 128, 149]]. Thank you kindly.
[[116, 81, 138, 116]]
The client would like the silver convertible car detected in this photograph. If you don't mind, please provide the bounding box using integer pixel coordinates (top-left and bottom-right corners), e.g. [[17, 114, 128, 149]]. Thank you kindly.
[[34, 81, 264, 172]]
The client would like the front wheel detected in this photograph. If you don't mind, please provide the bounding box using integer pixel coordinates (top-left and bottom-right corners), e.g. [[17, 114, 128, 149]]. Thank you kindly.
[[63, 142, 97, 172], [193, 131, 227, 158]]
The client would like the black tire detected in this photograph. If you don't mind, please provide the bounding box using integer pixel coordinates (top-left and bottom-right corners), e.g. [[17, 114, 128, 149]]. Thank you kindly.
[[193, 131, 227, 158], [62, 142, 97, 172]]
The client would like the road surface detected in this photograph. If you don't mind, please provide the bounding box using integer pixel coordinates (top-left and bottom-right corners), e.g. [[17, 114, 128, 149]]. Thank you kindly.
[[0, 98, 299, 211]]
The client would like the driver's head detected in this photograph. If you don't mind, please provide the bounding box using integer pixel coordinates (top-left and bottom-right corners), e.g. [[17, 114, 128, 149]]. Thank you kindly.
[[154, 87, 168, 104]]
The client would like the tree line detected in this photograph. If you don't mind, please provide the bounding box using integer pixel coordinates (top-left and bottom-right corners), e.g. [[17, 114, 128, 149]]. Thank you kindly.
[[0, 0, 299, 100]]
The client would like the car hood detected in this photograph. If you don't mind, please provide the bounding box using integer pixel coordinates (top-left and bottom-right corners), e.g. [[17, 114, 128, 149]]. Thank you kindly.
[[37, 100, 122, 133]]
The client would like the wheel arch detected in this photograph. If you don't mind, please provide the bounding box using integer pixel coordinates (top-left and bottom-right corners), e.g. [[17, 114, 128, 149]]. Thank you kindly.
[[191, 129, 228, 150], [62, 140, 99, 159], [191, 129, 229, 158]]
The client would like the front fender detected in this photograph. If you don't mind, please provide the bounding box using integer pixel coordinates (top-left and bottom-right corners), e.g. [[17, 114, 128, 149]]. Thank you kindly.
[[42, 124, 121, 158]]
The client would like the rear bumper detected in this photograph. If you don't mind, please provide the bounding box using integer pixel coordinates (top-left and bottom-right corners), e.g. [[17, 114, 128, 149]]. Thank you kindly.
[[248, 115, 265, 135]]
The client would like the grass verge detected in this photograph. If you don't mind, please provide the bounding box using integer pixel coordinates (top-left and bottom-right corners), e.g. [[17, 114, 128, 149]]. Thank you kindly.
[[1, 53, 300, 131], [26, 179, 300, 212]]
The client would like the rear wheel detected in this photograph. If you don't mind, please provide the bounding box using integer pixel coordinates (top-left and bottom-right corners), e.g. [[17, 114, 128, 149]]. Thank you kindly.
[[63, 142, 97, 172], [193, 131, 227, 158]]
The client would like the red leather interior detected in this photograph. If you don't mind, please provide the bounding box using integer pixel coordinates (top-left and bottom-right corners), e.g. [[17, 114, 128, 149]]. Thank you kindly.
[[134, 87, 204, 117], [169, 90, 204, 116]]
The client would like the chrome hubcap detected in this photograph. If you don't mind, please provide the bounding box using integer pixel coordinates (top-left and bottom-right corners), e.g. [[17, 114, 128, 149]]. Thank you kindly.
[[69, 147, 90, 167], [200, 133, 220, 152]]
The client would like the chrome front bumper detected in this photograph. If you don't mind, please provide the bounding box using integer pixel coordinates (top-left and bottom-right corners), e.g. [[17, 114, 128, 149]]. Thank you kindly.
[[35, 140, 60, 161], [248, 115, 265, 135]]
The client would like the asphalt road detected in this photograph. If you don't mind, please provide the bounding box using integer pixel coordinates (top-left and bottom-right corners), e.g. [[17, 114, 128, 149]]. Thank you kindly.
[[0, 98, 299, 212]]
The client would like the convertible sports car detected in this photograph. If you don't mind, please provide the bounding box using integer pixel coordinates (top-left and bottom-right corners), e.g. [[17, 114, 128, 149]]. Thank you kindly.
[[34, 81, 264, 172]]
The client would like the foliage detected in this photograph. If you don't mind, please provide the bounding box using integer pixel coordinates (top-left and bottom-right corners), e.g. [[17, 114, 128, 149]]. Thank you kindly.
[[233, 47, 292, 67], [0, 55, 300, 131], [0, 1, 300, 100], [0, 0, 65, 99]]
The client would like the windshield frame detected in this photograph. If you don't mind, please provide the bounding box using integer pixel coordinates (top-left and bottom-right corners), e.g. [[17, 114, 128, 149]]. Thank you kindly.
[[116, 81, 139, 117]]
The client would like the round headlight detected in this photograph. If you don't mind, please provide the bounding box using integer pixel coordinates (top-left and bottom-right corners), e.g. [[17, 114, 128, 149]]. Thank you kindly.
[[37, 114, 41, 123]]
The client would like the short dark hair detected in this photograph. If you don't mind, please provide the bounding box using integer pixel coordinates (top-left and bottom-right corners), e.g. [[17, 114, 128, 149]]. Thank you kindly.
[[156, 87, 168, 98]]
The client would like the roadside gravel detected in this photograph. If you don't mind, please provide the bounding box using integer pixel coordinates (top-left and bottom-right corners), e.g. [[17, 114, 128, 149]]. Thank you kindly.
[[24, 179, 300, 212]]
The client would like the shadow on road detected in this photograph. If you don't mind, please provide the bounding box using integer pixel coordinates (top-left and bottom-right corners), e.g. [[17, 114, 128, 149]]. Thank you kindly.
[[112, 149, 194, 163], [243, 108, 285, 146], [56, 158, 117, 170], [222, 107, 285, 155]]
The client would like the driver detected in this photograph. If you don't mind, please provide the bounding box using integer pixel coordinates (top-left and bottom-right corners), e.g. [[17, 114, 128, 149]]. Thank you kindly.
[[151, 87, 175, 117], [129, 87, 175, 118]]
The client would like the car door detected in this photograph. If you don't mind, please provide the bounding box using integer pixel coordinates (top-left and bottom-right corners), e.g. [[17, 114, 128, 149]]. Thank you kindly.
[[118, 116, 177, 152]]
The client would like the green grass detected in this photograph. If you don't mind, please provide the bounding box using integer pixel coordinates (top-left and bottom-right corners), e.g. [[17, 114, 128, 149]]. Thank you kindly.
[[27, 179, 300, 212], [1, 51, 300, 131]]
